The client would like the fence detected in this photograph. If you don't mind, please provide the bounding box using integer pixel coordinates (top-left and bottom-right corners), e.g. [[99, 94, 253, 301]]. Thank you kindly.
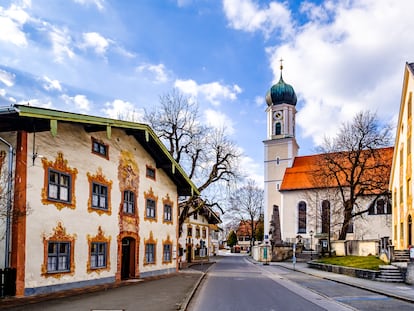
[[0, 268, 16, 297]]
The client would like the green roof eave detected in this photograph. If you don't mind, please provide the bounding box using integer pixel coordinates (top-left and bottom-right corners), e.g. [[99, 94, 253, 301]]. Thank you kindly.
[[7, 104, 199, 196]]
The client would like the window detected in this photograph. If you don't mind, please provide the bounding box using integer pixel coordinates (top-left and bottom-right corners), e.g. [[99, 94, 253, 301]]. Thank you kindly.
[[193, 212, 198, 220], [146, 165, 156, 180], [163, 244, 172, 262], [87, 226, 110, 273], [164, 204, 172, 222], [92, 183, 108, 210], [146, 198, 156, 219], [321, 200, 330, 234], [376, 199, 385, 214], [187, 227, 192, 237], [275, 122, 281, 135], [91, 138, 108, 159], [42, 222, 75, 277], [276, 157, 280, 165], [90, 242, 107, 269], [347, 220, 354, 233], [144, 188, 158, 221], [87, 169, 112, 215], [42, 152, 77, 210], [195, 227, 200, 238], [48, 170, 70, 202], [123, 190, 135, 214], [297, 201, 306, 233], [47, 242, 70, 273], [145, 243, 155, 264], [368, 198, 392, 215], [202, 228, 207, 239]]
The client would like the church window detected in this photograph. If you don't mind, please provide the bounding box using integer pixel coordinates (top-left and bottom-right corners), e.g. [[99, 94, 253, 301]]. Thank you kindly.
[[297, 201, 306, 233], [321, 200, 330, 234], [368, 198, 392, 215], [346, 219, 354, 233], [276, 157, 280, 165], [275, 122, 282, 135]]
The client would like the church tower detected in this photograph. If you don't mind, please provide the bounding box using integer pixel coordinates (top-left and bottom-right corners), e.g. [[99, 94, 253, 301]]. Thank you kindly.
[[263, 61, 299, 242]]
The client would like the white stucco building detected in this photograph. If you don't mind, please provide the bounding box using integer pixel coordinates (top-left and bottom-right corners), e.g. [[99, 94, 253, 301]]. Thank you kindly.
[[0, 104, 198, 296]]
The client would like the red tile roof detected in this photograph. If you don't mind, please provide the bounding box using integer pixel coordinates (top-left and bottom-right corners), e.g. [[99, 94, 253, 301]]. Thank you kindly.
[[280, 147, 394, 192]]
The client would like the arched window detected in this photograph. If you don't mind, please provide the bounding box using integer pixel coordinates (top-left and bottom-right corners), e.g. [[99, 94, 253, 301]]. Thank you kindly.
[[368, 198, 392, 215], [275, 122, 281, 135], [298, 201, 306, 233], [321, 200, 330, 234]]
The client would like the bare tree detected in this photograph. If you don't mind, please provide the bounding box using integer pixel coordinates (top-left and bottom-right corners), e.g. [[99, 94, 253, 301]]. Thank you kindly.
[[145, 89, 242, 232], [315, 110, 393, 240], [228, 179, 264, 250]]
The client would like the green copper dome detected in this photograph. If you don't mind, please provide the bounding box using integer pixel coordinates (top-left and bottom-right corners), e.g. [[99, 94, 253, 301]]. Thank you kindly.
[[266, 75, 297, 107]]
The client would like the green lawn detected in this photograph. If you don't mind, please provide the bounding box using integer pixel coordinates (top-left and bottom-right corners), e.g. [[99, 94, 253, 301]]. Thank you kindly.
[[316, 255, 386, 270]]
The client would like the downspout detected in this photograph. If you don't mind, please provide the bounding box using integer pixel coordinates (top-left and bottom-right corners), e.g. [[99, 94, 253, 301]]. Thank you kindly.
[[0, 137, 13, 268]]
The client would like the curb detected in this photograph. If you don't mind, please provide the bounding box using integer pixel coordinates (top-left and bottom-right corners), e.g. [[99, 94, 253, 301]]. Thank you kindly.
[[179, 262, 216, 311]]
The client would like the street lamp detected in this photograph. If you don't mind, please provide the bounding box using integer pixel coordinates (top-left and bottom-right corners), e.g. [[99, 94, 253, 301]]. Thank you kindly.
[[309, 230, 314, 260]]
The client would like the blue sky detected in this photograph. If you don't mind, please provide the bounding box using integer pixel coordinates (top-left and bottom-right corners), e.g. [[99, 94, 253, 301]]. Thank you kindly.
[[0, 0, 413, 185]]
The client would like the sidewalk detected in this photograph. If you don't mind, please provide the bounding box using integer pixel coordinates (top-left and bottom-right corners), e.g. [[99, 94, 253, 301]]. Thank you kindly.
[[0, 262, 214, 310], [264, 260, 414, 304]]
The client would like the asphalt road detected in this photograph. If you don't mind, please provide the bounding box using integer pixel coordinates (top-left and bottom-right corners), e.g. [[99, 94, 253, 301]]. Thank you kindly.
[[187, 255, 353, 311]]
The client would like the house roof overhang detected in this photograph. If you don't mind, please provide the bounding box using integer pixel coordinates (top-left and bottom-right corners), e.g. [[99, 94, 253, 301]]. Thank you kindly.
[[0, 104, 199, 197]]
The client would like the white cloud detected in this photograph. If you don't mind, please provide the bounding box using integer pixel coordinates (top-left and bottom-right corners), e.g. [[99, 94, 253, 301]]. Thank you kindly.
[[0, 69, 15, 87], [204, 109, 235, 135], [175, 79, 242, 106], [254, 95, 263, 107], [73, 0, 105, 11], [61, 94, 91, 111], [266, 0, 414, 148], [239, 154, 263, 187], [136, 63, 169, 83], [222, 0, 293, 39], [176, 0, 192, 7], [102, 99, 144, 122], [49, 26, 75, 63], [18, 99, 53, 109], [43, 76, 62, 91], [0, 4, 29, 47], [81, 32, 110, 55]]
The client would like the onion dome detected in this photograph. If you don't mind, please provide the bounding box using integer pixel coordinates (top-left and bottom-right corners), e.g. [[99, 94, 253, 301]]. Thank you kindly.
[[266, 62, 297, 106]]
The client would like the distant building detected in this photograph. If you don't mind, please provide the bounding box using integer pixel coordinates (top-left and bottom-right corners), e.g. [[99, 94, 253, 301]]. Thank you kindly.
[[235, 220, 262, 251], [0, 104, 198, 296], [178, 202, 221, 267]]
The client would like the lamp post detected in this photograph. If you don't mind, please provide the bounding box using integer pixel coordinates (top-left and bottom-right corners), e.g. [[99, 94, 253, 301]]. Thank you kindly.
[[309, 230, 314, 260]]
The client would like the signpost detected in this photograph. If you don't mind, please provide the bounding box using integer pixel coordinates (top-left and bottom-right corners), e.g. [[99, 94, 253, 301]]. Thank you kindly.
[[292, 243, 296, 270]]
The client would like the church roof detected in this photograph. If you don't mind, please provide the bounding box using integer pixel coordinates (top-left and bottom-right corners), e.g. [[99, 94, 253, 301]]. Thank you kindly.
[[280, 146, 394, 192]]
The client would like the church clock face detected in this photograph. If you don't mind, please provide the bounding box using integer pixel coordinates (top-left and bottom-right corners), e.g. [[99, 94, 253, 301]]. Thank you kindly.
[[273, 111, 283, 120]]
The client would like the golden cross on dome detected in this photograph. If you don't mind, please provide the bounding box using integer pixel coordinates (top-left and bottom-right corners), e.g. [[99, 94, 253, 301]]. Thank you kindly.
[[279, 58, 284, 71]]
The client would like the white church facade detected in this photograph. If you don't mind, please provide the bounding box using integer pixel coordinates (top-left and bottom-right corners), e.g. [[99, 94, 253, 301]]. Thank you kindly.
[[263, 64, 393, 255]]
